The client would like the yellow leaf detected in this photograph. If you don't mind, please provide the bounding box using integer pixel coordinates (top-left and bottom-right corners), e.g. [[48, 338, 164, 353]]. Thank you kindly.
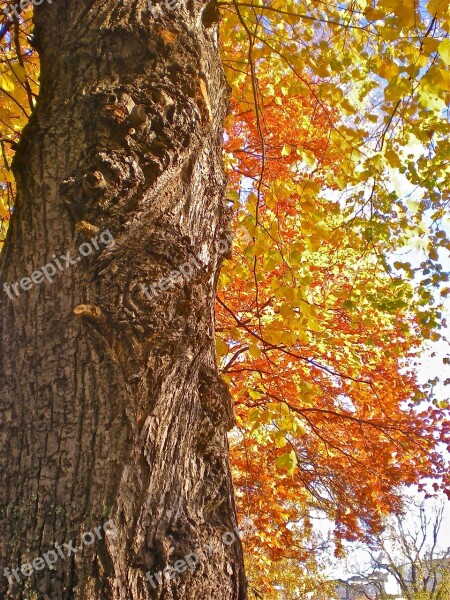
[[438, 39, 450, 65], [285, 12, 301, 26], [378, 61, 399, 80], [249, 344, 262, 359], [216, 337, 229, 359], [427, 0, 449, 18], [0, 74, 15, 93], [280, 330, 296, 346], [10, 64, 27, 83], [379, 0, 415, 27], [273, 430, 288, 448], [421, 38, 440, 55]]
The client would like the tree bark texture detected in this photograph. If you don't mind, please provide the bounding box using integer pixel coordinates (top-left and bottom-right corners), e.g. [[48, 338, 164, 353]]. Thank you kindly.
[[0, 1, 247, 598]]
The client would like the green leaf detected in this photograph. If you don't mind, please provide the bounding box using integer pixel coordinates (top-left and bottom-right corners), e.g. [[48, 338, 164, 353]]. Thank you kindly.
[[275, 450, 297, 475]]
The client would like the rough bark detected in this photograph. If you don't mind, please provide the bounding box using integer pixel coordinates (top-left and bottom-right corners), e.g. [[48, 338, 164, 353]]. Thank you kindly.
[[0, 1, 247, 598]]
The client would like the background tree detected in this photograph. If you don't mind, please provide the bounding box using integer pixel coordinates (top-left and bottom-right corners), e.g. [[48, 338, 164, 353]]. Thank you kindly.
[[349, 498, 450, 600]]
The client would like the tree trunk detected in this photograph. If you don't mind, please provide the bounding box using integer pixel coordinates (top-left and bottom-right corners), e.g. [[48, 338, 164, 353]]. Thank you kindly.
[[0, 1, 247, 598]]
